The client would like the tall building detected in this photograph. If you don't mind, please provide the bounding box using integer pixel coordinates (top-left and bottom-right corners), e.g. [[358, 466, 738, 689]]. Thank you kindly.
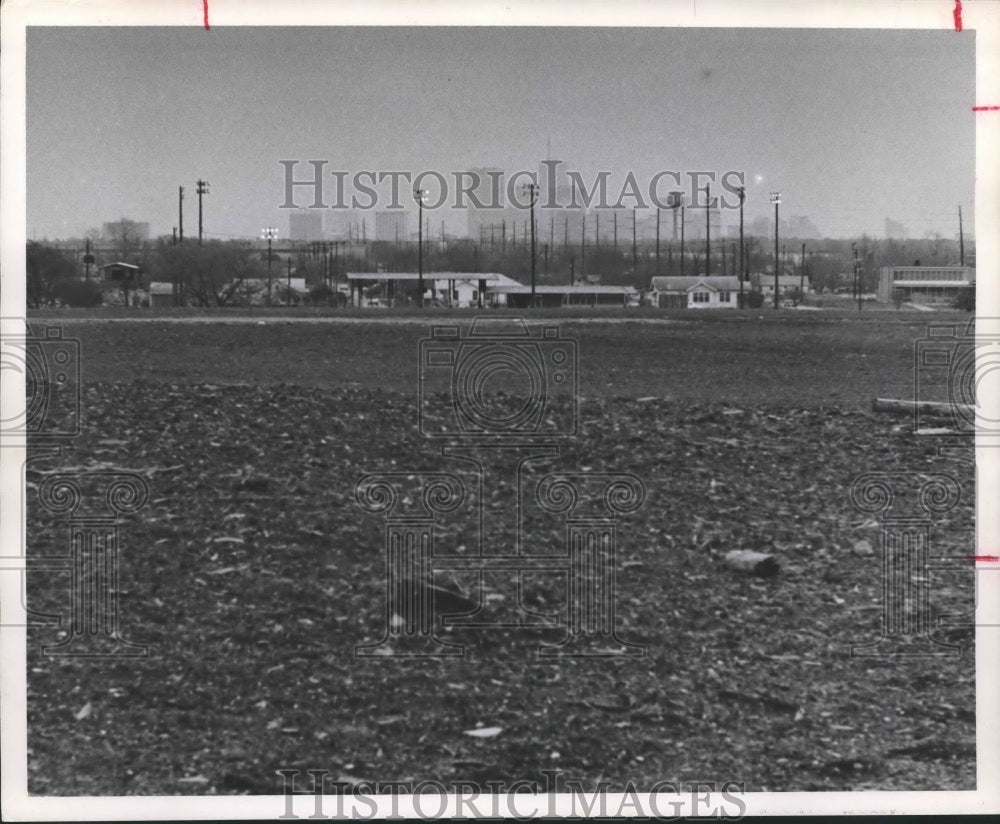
[[465, 167, 507, 242], [289, 210, 323, 241]]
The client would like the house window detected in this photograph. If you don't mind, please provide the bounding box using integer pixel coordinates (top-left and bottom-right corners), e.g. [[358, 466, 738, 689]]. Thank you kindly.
[[719, 291, 731, 302], [692, 291, 709, 303], [472, 290, 479, 301]]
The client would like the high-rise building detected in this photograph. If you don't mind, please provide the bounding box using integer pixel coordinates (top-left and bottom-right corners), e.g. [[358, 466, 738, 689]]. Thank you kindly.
[[465, 167, 507, 242]]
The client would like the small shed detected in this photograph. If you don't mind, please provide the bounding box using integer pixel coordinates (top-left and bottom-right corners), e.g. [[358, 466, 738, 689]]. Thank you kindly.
[[148, 282, 176, 309], [99, 262, 141, 284]]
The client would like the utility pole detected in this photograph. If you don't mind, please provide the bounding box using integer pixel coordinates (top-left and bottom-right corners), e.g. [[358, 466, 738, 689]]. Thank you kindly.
[[613, 211, 618, 252], [770, 191, 781, 309], [670, 192, 682, 241], [415, 188, 426, 307], [522, 182, 538, 305], [178, 186, 184, 243], [287, 257, 292, 304], [680, 205, 686, 277], [632, 207, 638, 272], [705, 185, 711, 276], [738, 185, 745, 307], [958, 205, 965, 267], [196, 179, 209, 244], [800, 242, 806, 305], [655, 208, 661, 275], [581, 215, 586, 278], [84, 238, 92, 282], [853, 242, 862, 311], [262, 226, 277, 305]]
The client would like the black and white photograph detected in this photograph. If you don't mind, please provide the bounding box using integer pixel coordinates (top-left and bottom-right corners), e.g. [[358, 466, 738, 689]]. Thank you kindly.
[[2, 0, 999, 819]]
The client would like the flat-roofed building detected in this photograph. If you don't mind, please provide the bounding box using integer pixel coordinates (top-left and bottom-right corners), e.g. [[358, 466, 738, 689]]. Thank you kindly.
[[877, 266, 974, 304]]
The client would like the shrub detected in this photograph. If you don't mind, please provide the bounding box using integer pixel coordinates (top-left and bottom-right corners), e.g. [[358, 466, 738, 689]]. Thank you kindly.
[[746, 291, 764, 308], [53, 279, 103, 308], [953, 287, 975, 312]]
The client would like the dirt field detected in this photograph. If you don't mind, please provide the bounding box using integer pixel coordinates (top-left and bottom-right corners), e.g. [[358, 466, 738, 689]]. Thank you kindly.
[[24, 308, 976, 795]]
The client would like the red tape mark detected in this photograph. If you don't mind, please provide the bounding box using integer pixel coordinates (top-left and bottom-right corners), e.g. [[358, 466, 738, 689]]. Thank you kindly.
[[969, 555, 1000, 563], [954, 0, 963, 31], [973, 106, 1000, 111], [203, 0, 210, 30]]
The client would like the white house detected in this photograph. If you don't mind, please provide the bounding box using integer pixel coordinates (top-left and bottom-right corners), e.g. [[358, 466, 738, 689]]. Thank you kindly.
[[649, 276, 741, 309]]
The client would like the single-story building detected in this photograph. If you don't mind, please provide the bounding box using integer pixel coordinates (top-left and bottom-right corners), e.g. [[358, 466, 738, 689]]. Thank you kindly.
[[491, 284, 639, 309], [346, 272, 515, 307], [99, 261, 142, 284], [148, 281, 176, 309], [758, 275, 812, 297], [649, 276, 742, 309], [876, 266, 975, 304]]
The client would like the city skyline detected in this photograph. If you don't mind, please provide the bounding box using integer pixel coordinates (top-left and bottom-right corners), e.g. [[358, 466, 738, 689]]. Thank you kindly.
[[27, 27, 974, 243]]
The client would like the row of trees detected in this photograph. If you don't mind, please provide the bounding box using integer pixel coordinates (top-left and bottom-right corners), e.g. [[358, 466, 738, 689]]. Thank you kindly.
[[26, 227, 970, 308]]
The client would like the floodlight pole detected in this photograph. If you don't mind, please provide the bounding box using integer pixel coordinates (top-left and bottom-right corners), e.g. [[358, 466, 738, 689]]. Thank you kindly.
[[771, 191, 781, 309], [261, 227, 277, 305], [196, 179, 209, 244]]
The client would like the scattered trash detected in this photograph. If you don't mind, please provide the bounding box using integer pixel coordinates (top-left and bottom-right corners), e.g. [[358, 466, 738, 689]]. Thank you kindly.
[[723, 550, 780, 577], [463, 726, 503, 738]]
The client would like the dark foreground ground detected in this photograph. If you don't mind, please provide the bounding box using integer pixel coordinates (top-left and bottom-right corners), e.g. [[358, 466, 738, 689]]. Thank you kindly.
[[23, 310, 976, 794]]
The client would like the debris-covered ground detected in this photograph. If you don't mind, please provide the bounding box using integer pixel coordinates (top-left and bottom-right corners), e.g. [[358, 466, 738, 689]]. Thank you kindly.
[[24, 312, 976, 794]]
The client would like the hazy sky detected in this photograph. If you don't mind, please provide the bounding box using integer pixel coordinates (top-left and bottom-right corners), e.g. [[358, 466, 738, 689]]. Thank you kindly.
[[27, 26, 974, 241]]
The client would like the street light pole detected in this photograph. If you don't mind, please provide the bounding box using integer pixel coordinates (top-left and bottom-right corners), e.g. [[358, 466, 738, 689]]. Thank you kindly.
[[261, 227, 277, 305], [414, 188, 427, 307], [770, 191, 781, 309]]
